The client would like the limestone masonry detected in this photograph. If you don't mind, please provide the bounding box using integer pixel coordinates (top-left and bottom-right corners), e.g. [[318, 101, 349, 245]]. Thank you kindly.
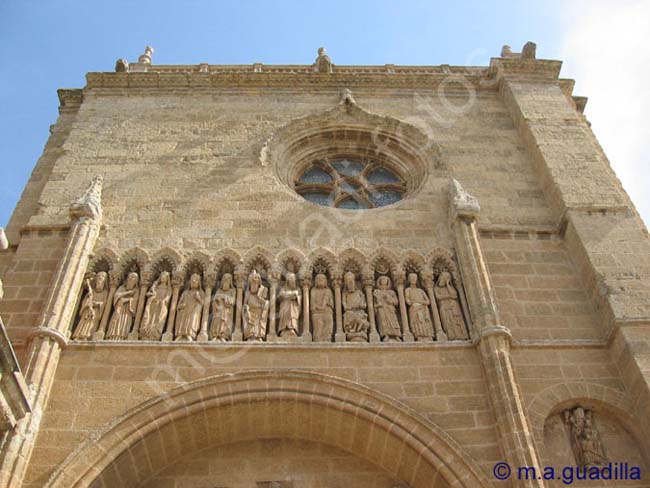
[[0, 42, 648, 487]]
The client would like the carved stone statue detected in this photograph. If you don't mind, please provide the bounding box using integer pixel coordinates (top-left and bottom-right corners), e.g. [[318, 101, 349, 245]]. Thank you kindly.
[[373, 276, 401, 342], [434, 271, 467, 340], [115, 59, 129, 72], [563, 407, 607, 468], [310, 273, 334, 342], [405, 273, 434, 342], [73, 272, 108, 340], [106, 272, 139, 340], [139, 271, 172, 341], [340, 88, 356, 106], [342, 271, 369, 342], [210, 273, 236, 342], [313, 47, 333, 73], [175, 273, 204, 341], [278, 272, 301, 338], [521, 41, 537, 59], [243, 269, 269, 342]]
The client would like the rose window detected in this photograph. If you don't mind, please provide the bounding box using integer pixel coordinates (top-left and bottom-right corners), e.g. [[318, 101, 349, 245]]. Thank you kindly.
[[294, 157, 407, 209]]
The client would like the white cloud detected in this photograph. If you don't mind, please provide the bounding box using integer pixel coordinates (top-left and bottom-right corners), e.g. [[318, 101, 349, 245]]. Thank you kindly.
[[558, 0, 650, 226]]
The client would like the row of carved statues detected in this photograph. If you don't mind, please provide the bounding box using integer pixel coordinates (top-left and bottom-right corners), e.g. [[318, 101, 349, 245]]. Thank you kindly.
[[72, 247, 471, 343]]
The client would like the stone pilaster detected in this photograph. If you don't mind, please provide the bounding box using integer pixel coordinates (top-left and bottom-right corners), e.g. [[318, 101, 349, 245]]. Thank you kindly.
[[0, 176, 103, 487], [448, 179, 544, 488]]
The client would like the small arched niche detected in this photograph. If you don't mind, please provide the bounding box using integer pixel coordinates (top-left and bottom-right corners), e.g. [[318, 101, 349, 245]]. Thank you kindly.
[[543, 404, 648, 483]]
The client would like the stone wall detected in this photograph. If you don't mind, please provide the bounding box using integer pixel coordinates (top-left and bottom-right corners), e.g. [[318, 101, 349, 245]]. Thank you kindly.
[[2, 50, 650, 488]]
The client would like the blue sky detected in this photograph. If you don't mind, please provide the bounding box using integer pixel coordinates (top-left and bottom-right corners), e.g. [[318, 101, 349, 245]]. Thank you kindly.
[[1, 1, 647, 227]]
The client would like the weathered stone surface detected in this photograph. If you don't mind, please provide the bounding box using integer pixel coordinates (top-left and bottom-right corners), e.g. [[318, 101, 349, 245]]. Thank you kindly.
[[0, 46, 649, 487]]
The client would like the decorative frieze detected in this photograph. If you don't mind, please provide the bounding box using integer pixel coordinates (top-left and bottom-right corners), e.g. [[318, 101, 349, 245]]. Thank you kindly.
[[71, 246, 472, 344]]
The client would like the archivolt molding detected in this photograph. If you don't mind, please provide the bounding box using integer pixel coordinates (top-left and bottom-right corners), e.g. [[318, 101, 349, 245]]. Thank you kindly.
[[45, 371, 492, 488]]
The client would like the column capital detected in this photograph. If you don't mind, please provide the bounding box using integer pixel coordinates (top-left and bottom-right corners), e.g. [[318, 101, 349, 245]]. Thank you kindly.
[[474, 324, 512, 346], [26, 326, 68, 349]]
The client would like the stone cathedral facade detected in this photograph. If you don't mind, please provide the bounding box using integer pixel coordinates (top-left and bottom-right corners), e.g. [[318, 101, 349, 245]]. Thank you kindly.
[[0, 42, 648, 487]]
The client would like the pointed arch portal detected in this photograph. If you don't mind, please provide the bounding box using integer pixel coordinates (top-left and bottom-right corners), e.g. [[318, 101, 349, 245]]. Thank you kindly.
[[46, 371, 491, 488]]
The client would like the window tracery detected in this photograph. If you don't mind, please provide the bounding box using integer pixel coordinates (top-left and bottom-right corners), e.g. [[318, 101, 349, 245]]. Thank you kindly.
[[294, 157, 407, 209]]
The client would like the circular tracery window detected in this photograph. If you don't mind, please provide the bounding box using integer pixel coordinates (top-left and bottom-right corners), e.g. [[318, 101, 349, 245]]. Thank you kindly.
[[294, 157, 407, 209]]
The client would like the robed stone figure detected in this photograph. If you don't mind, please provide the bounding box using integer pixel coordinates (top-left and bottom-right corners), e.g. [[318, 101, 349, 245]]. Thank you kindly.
[[243, 269, 269, 342], [175, 273, 204, 341], [106, 272, 139, 340], [140, 271, 172, 341]]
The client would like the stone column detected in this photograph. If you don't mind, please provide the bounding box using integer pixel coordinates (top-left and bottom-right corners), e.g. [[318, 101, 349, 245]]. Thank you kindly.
[[0, 176, 104, 488], [197, 272, 216, 342], [393, 271, 414, 342], [363, 272, 380, 343], [267, 270, 279, 341], [301, 275, 312, 341], [129, 270, 152, 340], [332, 274, 345, 342], [448, 179, 544, 488], [422, 272, 446, 342], [232, 270, 245, 341], [162, 270, 184, 342], [94, 272, 118, 340]]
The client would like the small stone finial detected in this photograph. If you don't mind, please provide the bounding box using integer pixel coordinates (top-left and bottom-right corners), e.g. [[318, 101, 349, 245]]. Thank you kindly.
[[313, 47, 333, 73], [521, 41, 537, 59], [138, 46, 154, 64], [69, 175, 104, 222], [115, 59, 129, 72], [448, 179, 480, 221], [339, 88, 356, 107], [500, 42, 536, 59]]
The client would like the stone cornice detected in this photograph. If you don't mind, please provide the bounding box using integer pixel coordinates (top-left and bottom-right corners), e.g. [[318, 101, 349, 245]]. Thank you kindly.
[[84, 65, 497, 91], [488, 57, 563, 81], [57, 89, 83, 113]]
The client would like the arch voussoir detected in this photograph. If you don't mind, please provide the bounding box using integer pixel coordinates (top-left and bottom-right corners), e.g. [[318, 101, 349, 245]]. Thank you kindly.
[[46, 371, 491, 488]]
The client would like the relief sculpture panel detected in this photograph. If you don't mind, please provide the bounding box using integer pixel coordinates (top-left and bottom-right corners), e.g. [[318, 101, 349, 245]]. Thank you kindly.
[[71, 246, 471, 345]]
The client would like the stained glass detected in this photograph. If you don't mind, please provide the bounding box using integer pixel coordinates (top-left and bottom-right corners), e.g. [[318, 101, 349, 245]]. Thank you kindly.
[[296, 158, 404, 209], [338, 197, 369, 210], [368, 190, 402, 207], [299, 167, 333, 184], [367, 167, 400, 184]]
